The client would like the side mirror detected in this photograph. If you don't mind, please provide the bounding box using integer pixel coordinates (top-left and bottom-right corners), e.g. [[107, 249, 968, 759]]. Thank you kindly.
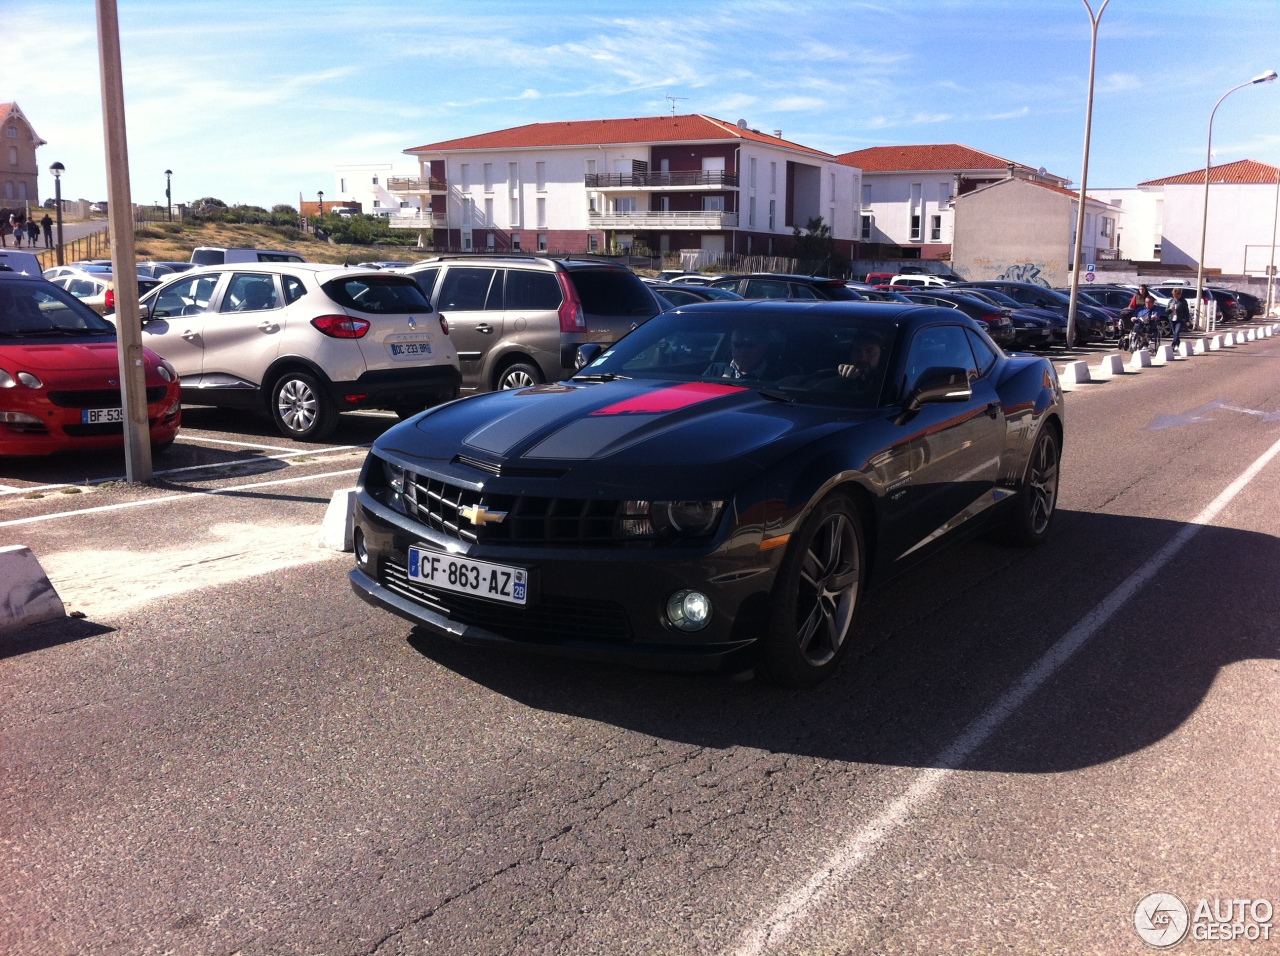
[[907, 366, 973, 410], [575, 343, 604, 370]]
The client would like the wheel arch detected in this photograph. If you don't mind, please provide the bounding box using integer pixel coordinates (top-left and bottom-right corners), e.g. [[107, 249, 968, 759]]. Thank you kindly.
[[261, 356, 333, 409], [489, 350, 543, 390]]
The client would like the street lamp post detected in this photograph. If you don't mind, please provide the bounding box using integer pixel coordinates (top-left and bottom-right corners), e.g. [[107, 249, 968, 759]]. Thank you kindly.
[[1267, 166, 1280, 318], [317, 190, 324, 215], [1066, 0, 1110, 350], [50, 161, 65, 265], [1194, 69, 1278, 331], [165, 168, 172, 221]]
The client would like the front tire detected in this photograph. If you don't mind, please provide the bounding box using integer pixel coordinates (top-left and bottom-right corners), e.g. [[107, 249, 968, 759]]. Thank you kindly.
[[496, 361, 542, 390], [270, 371, 337, 441], [760, 493, 865, 687], [993, 423, 1060, 547]]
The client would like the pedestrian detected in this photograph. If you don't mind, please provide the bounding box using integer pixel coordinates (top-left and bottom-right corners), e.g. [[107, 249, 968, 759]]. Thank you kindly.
[[41, 213, 53, 249], [25, 218, 38, 247], [1127, 284, 1150, 310], [1168, 287, 1190, 349], [11, 216, 22, 248]]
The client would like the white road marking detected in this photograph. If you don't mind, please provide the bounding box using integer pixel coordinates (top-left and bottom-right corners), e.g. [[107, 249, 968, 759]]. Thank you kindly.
[[0, 484, 21, 493], [181, 436, 341, 453], [734, 432, 1280, 956], [0, 468, 361, 529]]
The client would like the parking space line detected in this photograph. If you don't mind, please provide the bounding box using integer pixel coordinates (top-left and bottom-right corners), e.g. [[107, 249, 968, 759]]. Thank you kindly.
[[180, 436, 341, 453], [0, 484, 21, 493], [0, 468, 361, 528], [734, 431, 1280, 956]]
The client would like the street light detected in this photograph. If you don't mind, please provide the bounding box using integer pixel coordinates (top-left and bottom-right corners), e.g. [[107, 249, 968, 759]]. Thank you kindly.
[[1267, 165, 1280, 319], [164, 168, 172, 221], [1066, 0, 1110, 350], [1194, 69, 1278, 331], [49, 161, 65, 266], [317, 190, 324, 215]]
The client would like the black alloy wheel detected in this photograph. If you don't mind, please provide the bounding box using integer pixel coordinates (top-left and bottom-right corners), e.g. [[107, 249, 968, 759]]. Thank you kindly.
[[761, 493, 864, 687], [270, 371, 338, 441], [496, 362, 543, 390], [993, 424, 1060, 547]]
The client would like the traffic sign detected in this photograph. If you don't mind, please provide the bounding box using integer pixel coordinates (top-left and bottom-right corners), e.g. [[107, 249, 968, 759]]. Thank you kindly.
[[1085, 272, 1096, 283], [1086, 263, 1096, 272]]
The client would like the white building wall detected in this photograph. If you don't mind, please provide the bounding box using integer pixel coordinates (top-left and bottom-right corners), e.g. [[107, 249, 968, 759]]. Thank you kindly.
[[334, 163, 421, 215], [1088, 187, 1158, 260], [1152, 181, 1280, 275], [860, 171, 959, 247]]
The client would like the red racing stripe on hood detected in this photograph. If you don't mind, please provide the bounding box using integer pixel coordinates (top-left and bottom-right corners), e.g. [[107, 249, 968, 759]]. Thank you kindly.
[[588, 381, 747, 416]]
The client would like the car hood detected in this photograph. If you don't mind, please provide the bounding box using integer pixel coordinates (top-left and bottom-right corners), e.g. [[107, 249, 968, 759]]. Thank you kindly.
[[376, 379, 874, 496], [0, 341, 135, 372]]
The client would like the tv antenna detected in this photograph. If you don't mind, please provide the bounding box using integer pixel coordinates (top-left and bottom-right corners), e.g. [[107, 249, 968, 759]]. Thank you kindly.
[[665, 94, 688, 117]]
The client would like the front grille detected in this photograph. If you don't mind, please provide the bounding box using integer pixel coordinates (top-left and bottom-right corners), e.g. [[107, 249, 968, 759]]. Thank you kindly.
[[406, 473, 623, 546], [381, 557, 632, 644], [62, 418, 158, 437], [47, 387, 167, 408]]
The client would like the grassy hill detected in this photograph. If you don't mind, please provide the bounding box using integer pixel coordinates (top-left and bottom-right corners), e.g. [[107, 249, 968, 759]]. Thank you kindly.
[[131, 220, 435, 266]]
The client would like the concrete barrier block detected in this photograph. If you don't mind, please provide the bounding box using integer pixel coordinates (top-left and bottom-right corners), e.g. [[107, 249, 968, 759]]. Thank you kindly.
[[1246, 329, 1257, 341], [1178, 341, 1195, 358], [1129, 349, 1153, 370], [318, 487, 358, 552], [1263, 327, 1273, 338], [1208, 335, 1223, 351], [0, 545, 66, 636], [1222, 332, 1237, 346], [1093, 353, 1126, 378], [1191, 338, 1209, 354], [1151, 345, 1174, 365], [1058, 360, 1091, 387]]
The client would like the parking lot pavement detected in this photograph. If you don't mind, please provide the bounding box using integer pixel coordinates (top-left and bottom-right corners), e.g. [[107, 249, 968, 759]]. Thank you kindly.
[[3, 332, 1280, 955]]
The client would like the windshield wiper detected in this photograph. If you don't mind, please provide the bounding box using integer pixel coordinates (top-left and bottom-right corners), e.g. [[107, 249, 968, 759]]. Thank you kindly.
[[54, 325, 115, 335], [572, 372, 632, 382]]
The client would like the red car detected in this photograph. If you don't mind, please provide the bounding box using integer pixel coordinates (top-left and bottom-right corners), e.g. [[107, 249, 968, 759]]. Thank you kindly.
[[0, 270, 181, 456]]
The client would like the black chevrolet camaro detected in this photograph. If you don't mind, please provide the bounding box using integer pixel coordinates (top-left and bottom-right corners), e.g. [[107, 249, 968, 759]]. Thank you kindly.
[[350, 301, 1065, 686]]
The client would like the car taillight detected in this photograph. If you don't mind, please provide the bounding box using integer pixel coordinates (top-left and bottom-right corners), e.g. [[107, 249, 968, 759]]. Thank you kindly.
[[311, 314, 371, 338], [981, 313, 1002, 327], [105, 288, 115, 311], [438, 314, 449, 335], [556, 272, 587, 333]]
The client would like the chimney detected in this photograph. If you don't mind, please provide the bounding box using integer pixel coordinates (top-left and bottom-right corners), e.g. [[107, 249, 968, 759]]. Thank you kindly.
[[774, 130, 783, 139], [1006, 163, 1017, 179]]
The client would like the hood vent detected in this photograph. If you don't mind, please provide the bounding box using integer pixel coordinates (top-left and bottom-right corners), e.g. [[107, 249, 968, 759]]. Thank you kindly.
[[454, 454, 565, 479]]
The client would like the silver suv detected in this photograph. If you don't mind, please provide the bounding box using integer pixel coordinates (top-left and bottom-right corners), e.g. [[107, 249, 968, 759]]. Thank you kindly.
[[404, 255, 660, 393], [137, 264, 460, 439]]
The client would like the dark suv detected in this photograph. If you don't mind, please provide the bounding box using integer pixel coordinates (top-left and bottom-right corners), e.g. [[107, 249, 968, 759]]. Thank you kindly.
[[709, 274, 862, 301], [405, 256, 660, 393]]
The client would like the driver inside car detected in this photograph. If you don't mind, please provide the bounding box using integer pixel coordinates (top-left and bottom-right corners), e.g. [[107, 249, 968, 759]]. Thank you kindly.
[[705, 330, 777, 380]]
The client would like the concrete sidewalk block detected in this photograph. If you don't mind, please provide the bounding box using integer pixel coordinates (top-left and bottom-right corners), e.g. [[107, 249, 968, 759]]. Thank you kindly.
[[1191, 338, 1209, 354], [318, 488, 358, 552], [1093, 354, 1126, 378], [1222, 332, 1237, 346], [1152, 345, 1175, 365], [1129, 349, 1152, 370], [0, 545, 66, 637], [1246, 329, 1257, 341], [1178, 342, 1195, 358], [1209, 335, 1224, 351], [1059, 360, 1091, 387]]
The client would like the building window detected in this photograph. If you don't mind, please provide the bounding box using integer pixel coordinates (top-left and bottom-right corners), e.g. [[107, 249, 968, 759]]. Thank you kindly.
[[484, 198, 494, 225], [339, 177, 346, 191], [536, 162, 546, 191], [909, 182, 923, 241], [460, 164, 470, 190], [615, 197, 637, 214], [588, 234, 599, 252], [749, 157, 757, 188], [702, 196, 725, 212], [6, 126, 15, 138], [929, 215, 942, 242], [463, 199, 473, 225], [486, 232, 495, 249], [400, 201, 410, 208], [538, 233, 548, 251], [862, 183, 871, 208], [536, 198, 547, 228], [659, 196, 670, 212], [18, 182, 27, 201], [372, 175, 379, 185], [586, 158, 596, 176], [768, 199, 776, 230], [830, 172, 836, 198], [860, 215, 872, 240], [7, 146, 15, 166], [373, 199, 381, 208], [508, 161, 518, 192], [463, 233, 473, 251], [510, 197, 519, 226], [511, 233, 521, 251], [1102, 216, 1115, 237], [938, 182, 952, 206], [3, 181, 12, 200], [748, 196, 756, 227], [483, 163, 493, 192], [770, 162, 777, 194]]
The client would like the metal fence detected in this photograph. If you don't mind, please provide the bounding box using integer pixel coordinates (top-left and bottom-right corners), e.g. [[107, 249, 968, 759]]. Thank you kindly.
[[37, 228, 111, 269]]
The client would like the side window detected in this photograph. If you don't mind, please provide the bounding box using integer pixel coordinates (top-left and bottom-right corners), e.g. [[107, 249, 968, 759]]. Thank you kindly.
[[744, 278, 790, 299], [902, 324, 979, 395], [965, 328, 998, 377], [505, 270, 562, 311], [437, 267, 496, 311], [68, 279, 98, 298], [788, 284, 820, 299], [412, 267, 440, 301], [484, 271, 505, 311], [220, 273, 280, 312], [282, 275, 307, 304]]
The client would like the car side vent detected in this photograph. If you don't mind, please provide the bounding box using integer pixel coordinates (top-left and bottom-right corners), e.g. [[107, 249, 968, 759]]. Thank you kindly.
[[453, 455, 565, 479]]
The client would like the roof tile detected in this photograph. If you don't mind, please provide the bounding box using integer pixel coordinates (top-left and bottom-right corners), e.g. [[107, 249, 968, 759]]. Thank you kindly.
[[836, 143, 1038, 173], [1138, 158, 1280, 186]]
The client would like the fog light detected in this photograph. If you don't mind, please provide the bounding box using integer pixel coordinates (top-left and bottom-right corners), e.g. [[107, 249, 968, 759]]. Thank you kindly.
[[666, 589, 712, 632], [354, 528, 369, 566], [0, 411, 42, 425]]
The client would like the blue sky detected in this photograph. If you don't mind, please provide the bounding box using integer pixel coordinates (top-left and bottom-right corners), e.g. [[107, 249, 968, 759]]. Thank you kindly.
[[8, 0, 1280, 207]]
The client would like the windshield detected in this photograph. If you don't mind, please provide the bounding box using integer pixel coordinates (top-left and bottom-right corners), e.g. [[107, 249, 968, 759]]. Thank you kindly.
[[575, 308, 898, 408], [0, 280, 117, 338], [322, 274, 432, 313]]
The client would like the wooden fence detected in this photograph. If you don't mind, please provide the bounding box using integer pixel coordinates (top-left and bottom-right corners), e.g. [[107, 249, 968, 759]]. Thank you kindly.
[[36, 228, 111, 270]]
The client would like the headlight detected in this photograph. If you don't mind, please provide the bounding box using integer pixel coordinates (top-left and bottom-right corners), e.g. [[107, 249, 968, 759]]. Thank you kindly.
[[666, 590, 712, 631], [156, 364, 174, 382], [619, 500, 724, 537], [17, 371, 43, 388], [377, 456, 417, 514], [0, 369, 14, 388]]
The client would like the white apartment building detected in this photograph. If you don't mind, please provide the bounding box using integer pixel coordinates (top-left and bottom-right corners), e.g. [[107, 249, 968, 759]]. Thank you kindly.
[[1086, 187, 1162, 262], [394, 114, 860, 258], [333, 163, 422, 217], [836, 144, 1069, 260]]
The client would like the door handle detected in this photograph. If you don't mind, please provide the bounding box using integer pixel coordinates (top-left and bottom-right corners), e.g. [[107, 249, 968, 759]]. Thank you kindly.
[[476, 324, 494, 334], [986, 401, 1000, 419], [181, 329, 197, 339], [257, 320, 278, 331]]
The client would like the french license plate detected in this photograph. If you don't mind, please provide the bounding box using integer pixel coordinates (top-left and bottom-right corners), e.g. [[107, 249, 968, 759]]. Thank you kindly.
[[390, 342, 433, 357], [81, 407, 123, 424], [408, 546, 527, 606]]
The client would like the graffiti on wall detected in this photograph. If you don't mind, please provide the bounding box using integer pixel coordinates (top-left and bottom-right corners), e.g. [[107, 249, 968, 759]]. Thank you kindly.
[[995, 262, 1051, 287]]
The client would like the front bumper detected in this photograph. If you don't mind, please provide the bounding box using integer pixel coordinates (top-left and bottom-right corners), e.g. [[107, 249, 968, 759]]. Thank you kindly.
[[0, 387, 181, 457], [350, 494, 771, 672], [331, 365, 461, 410]]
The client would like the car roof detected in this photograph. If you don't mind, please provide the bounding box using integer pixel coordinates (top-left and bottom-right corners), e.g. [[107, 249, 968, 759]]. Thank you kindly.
[[404, 254, 632, 272]]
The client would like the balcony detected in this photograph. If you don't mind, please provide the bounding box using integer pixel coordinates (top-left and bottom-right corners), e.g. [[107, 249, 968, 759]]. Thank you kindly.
[[386, 176, 448, 194], [585, 171, 738, 189], [588, 211, 739, 230], [386, 211, 448, 230]]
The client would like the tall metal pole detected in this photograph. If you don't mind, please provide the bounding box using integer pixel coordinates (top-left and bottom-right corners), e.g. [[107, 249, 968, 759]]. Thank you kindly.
[[1195, 71, 1277, 332], [165, 168, 172, 221], [96, 0, 152, 482], [51, 163, 65, 266], [1066, 0, 1109, 350], [1266, 165, 1279, 318]]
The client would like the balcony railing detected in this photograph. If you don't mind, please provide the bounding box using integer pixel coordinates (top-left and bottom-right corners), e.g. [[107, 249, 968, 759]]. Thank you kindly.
[[386, 177, 448, 193], [585, 171, 739, 189], [588, 211, 739, 230], [386, 211, 449, 229]]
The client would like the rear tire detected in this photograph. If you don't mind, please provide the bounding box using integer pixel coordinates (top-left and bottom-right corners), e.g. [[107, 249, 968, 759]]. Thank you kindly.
[[760, 493, 864, 687], [270, 371, 338, 441], [992, 423, 1060, 548], [394, 405, 423, 421], [496, 361, 542, 390]]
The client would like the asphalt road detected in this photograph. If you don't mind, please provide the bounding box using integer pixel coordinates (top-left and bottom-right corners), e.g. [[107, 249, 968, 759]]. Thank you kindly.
[[3, 325, 1280, 955]]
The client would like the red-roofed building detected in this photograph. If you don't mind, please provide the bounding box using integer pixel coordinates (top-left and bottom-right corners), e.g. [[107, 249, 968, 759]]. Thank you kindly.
[[836, 144, 1068, 259], [394, 114, 860, 260], [1, 102, 47, 214], [1130, 159, 1280, 276]]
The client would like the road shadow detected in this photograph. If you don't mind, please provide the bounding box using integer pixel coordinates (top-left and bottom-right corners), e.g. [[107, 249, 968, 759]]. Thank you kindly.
[[404, 509, 1278, 775], [0, 616, 115, 660]]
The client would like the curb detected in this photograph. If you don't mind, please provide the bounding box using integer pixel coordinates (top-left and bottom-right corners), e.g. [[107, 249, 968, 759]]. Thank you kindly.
[[318, 488, 357, 552], [0, 545, 66, 637]]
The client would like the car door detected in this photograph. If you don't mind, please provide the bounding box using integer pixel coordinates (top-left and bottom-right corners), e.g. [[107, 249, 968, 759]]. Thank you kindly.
[[140, 272, 222, 381], [878, 321, 1005, 566], [199, 272, 285, 394], [434, 266, 502, 392]]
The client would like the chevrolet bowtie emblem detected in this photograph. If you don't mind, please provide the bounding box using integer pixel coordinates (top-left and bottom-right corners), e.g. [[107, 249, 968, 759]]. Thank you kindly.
[[460, 504, 507, 526]]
